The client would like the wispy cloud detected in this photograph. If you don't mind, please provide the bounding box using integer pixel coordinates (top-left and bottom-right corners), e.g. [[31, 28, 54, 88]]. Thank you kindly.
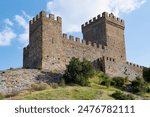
[[15, 12, 30, 46], [47, 0, 146, 32], [0, 18, 16, 46], [0, 11, 30, 47], [4, 18, 14, 26], [22, 11, 31, 20], [0, 27, 16, 46], [15, 15, 28, 31]]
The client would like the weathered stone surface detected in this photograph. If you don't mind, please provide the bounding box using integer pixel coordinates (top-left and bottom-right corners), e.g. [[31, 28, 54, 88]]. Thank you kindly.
[[0, 69, 61, 96], [23, 11, 143, 80]]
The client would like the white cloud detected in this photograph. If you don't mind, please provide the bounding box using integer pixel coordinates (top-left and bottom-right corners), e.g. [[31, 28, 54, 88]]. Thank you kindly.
[[4, 18, 13, 26], [109, 0, 146, 15], [47, 0, 146, 32], [0, 11, 30, 47], [15, 15, 28, 31], [22, 11, 31, 20], [0, 27, 16, 46], [15, 12, 30, 46]]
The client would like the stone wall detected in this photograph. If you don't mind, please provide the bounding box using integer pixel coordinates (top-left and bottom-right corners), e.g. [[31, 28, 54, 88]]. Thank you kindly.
[[125, 62, 143, 80], [23, 11, 143, 80], [62, 34, 104, 64], [102, 56, 118, 77]]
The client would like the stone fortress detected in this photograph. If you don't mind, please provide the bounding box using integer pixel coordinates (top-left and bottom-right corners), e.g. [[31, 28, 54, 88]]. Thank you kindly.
[[23, 11, 143, 80]]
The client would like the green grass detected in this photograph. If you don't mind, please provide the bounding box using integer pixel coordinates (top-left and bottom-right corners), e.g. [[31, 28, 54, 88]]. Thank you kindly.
[[6, 84, 150, 100], [10, 86, 102, 100], [0, 93, 4, 100], [10, 82, 137, 100], [0, 69, 12, 74], [9, 84, 119, 100]]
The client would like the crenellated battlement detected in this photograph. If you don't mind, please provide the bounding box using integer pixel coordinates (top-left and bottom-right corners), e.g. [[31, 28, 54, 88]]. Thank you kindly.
[[24, 45, 29, 50], [62, 33, 105, 50], [75, 37, 80, 43], [30, 11, 62, 25], [82, 12, 124, 29], [81, 14, 101, 29], [126, 61, 143, 69], [69, 35, 74, 41], [62, 33, 67, 38]]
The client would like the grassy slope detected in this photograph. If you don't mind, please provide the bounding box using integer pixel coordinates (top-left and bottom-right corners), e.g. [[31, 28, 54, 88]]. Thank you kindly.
[[9, 85, 114, 100], [8, 84, 145, 100]]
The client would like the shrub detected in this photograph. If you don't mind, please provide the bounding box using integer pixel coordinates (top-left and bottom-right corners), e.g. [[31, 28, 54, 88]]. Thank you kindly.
[[81, 58, 95, 78], [0, 93, 4, 100], [94, 72, 104, 83], [98, 73, 111, 88], [143, 84, 150, 93], [112, 91, 135, 100], [31, 83, 48, 91], [143, 67, 150, 83], [63, 57, 95, 86], [101, 77, 111, 88], [59, 78, 66, 87], [50, 83, 59, 89], [130, 78, 147, 94], [111, 77, 127, 89], [146, 87, 150, 93]]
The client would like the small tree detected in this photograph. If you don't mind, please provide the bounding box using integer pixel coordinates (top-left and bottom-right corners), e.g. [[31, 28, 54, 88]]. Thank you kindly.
[[143, 67, 150, 83], [111, 77, 127, 89], [112, 91, 135, 100], [63, 57, 94, 86], [100, 75, 111, 88], [82, 58, 95, 78], [131, 78, 147, 94]]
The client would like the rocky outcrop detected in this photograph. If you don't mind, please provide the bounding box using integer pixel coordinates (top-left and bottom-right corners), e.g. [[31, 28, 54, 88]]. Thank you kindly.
[[0, 68, 61, 96]]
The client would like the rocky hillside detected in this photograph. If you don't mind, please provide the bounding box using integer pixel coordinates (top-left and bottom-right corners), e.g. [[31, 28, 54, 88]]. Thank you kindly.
[[0, 69, 61, 96]]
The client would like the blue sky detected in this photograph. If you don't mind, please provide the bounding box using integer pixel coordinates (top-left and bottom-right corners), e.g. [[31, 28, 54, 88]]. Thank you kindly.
[[0, 0, 149, 70]]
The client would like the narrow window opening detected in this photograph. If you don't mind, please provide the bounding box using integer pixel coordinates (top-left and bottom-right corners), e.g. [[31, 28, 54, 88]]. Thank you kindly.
[[52, 38, 54, 44]]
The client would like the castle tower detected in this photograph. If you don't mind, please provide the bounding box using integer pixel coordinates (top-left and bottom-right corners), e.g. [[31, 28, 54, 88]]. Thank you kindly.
[[40, 11, 63, 71], [82, 12, 126, 63], [23, 11, 44, 69], [23, 11, 63, 71]]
